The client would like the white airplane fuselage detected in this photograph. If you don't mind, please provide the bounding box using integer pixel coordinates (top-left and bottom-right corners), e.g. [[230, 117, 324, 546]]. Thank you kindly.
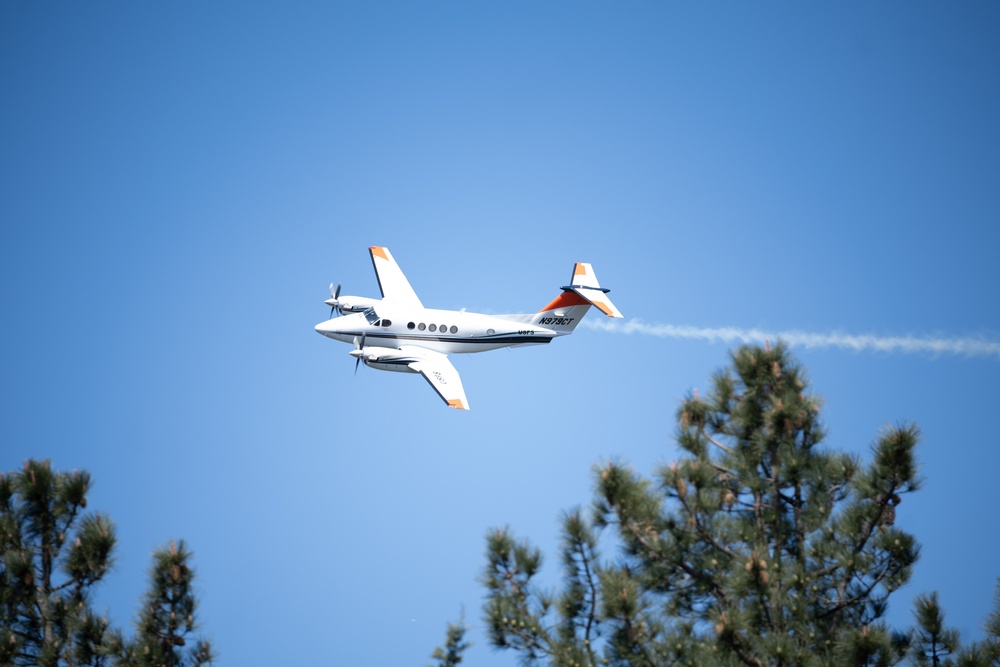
[[315, 305, 563, 357]]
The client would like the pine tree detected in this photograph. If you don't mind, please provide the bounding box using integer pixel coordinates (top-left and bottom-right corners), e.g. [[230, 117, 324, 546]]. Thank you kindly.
[[482, 343, 926, 667], [1, 460, 214, 667], [906, 590, 1000, 667], [115, 540, 214, 667], [910, 593, 959, 666], [427, 617, 470, 667], [0, 459, 117, 666], [979, 579, 1000, 665]]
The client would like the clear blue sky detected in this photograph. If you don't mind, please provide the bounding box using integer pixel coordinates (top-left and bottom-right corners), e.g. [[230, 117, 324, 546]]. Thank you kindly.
[[2, 2, 998, 665]]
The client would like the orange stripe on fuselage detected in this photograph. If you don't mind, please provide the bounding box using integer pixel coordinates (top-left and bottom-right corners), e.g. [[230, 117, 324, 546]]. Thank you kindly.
[[540, 290, 590, 312], [370, 246, 388, 260]]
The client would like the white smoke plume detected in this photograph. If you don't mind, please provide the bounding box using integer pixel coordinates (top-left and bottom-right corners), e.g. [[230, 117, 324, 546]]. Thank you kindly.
[[583, 318, 1000, 360]]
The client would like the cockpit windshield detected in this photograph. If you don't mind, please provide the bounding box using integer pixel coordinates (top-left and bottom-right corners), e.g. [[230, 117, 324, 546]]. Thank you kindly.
[[363, 307, 380, 325]]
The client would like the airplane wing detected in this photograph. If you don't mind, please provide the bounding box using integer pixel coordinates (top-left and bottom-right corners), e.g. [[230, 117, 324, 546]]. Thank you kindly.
[[369, 246, 423, 308], [402, 346, 470, 410]]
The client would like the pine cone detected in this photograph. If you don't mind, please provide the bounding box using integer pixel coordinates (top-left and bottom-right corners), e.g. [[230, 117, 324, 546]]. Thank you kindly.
[[881, 504, 896, 527]]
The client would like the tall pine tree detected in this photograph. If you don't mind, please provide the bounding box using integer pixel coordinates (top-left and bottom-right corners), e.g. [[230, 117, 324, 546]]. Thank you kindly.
[[113, 540, 214, 667], [985, 580, 1000, 664], [0, 460, 116, 666], [483, 343, 926, 667], [427, 617, 470, 667], [1, 460, 214, 667], [910, 593, 959, 667]]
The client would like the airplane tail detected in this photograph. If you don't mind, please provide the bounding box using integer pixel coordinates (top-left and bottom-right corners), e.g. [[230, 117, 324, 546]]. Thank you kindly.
[[529, 262, 623, 333]]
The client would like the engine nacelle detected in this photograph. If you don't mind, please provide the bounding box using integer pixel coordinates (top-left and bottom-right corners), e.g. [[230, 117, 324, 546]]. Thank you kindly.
[[364, 360, 418, 373], [325, 295, 380, 313], [349, 346, 418, 373]]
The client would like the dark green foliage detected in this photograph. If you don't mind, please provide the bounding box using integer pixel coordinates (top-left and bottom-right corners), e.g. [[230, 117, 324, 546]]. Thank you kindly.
[[910, 593, 960, 666], [0, 460, 213, 667], [428, 617, 470, 667], [984, 580, 1000, 664], [116, 540, 214, 667], [483, 514, 616, 667], [979, 579, 1000, 667], [474, 344, 997, 667], [905, 591, 999, 667], [0, 460, 116, 666]]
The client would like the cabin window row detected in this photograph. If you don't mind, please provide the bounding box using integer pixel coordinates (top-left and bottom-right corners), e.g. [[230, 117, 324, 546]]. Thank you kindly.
[[407, 322, 458, 334]]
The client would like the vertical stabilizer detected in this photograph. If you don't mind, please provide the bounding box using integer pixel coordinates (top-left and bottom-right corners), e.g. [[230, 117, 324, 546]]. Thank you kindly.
[[571, 262, 601, 289], [529, 262, 623, 333]]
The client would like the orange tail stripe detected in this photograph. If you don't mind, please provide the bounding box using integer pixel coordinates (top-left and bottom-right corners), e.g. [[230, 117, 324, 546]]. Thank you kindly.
[[540, 291, 590, 312]]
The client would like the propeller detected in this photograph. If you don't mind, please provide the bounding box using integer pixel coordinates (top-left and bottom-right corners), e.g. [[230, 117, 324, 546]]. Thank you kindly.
[[352, 332, 367, 375], [327, 283, 343, 318]]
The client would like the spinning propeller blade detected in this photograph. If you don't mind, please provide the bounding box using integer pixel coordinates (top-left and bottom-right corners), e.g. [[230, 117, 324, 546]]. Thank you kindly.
[[353, 332, 366, 376], [328, 283, 343, 318]]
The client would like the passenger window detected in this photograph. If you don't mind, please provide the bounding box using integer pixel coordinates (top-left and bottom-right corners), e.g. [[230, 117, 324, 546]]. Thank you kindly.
[[382, 320, 391, 327], [439, 324, 446, 332], [407, 322, 415, 330], [429, 324, 437, 332], [418, 323, 426, 331], [487, 329, 495, 335], [450, 325, 458, 334]]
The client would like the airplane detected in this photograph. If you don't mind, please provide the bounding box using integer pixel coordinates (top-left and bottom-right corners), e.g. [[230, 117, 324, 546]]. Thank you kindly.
[[314, 246, 623, 410]]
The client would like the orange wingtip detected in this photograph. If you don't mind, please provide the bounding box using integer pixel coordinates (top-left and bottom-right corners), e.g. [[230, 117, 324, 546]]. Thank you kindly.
[[447, 399, 467, 410], [369, 246, 388, 260], [540, 291, 590, 312], [594, 301, 615, 317]]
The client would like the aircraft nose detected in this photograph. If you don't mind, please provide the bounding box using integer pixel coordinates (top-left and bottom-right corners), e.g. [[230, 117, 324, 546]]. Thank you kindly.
[[315, 320, 336, 336]]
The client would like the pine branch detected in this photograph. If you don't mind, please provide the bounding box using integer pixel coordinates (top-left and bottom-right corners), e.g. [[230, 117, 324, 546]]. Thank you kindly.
[[578, 538, 599, 654], [702, 429, 735, 457], [621, 615, 659, 667], [677, 491, 739, 559]]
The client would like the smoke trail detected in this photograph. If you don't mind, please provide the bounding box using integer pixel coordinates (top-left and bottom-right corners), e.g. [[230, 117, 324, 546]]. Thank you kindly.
[[583, 318, 1000, 360]]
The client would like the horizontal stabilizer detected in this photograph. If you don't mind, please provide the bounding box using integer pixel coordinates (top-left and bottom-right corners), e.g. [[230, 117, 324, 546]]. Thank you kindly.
[[565, 263, 623, 318], [567, 286, 623, 318]]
